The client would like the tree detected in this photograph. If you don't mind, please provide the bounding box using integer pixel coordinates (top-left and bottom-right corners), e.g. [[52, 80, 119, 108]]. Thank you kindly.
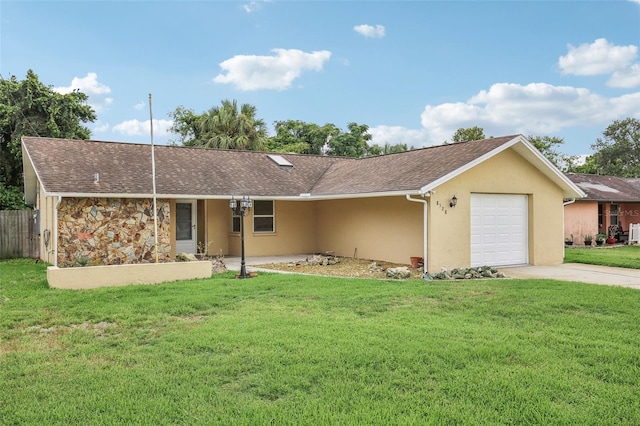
[[167, 106, 202, 146], [588, 118, 640, 177], [367, 143, 410, 156], [527, 135, 575, 170], [169, 100, 267, 150], [451, 126, 485, 143], [567, 155, 598, 174], [266, 120, 339, 154], [327, 122, 373, 157], [0, 70, 96, 208], [0, 182, 27, 210]]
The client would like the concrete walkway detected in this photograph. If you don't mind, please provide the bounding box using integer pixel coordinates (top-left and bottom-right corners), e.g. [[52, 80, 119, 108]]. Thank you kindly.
[[224, 255, 640, 289], [499, 263, 640, 289], [224, 254, 311, 274]]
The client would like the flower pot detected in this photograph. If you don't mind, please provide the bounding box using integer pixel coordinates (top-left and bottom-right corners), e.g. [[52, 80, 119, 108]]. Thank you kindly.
[[596, 240, 604, 246], [584, 240, 592, 246], [409, 256, 423, 268], [606, 237, 617, 245]]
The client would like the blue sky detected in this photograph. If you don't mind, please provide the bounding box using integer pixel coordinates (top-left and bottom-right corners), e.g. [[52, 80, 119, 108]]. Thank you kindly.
[[1, 1, 639, 157]]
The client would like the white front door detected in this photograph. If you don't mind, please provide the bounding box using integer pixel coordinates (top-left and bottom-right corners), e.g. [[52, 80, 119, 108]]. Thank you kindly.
[[470, 194, 529, 267], [175, 200, 197, 253]]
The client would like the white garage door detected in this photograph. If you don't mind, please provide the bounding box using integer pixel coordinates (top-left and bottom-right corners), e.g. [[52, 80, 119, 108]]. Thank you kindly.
[[470, 194, 528, 267]]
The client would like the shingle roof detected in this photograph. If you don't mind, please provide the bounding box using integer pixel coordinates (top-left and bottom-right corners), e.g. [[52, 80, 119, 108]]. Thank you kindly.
[[22, 135, 581, 200], [309, 135, 517, 195], [22, 137, 348, 198], [565, 173, 640, 202]]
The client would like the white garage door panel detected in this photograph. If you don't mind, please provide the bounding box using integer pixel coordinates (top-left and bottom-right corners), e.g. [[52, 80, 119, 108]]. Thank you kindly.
[[471, 194, 528, 267]]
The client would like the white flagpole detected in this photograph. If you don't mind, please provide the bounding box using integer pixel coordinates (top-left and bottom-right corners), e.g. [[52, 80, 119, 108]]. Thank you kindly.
[[149, 93, 159, 263]]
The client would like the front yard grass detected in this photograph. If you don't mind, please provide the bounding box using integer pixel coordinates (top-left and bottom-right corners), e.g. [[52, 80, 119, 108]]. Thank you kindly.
[[2, 259, 640, 425], [564, 245, 640, 269]]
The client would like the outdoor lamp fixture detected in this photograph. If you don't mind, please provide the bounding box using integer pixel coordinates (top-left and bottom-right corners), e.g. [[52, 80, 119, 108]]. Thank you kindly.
[[449, 195, 458, 208], [229, 196, 252, 279]]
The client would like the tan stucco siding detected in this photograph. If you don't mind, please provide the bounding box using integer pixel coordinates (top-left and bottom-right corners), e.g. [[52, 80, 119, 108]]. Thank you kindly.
[[47, 261, 212, 289], [228, 200, 317, 256], [205, 199, 231, 256], [38, 188, 58, 264], [315, 197, 423, 264], [564, 202, 598, 244], [427, 148, 565, 271]]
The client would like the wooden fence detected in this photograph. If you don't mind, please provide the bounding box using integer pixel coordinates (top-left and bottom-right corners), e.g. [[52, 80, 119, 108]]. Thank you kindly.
[[0, 210, 40, 259]]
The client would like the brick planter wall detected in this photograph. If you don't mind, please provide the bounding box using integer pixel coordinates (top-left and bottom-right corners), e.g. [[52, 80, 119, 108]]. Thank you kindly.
[[58, 198, 171, 267]]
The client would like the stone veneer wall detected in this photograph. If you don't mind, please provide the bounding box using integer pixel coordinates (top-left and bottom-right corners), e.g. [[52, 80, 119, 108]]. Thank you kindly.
[[58, 197, 171, 267]]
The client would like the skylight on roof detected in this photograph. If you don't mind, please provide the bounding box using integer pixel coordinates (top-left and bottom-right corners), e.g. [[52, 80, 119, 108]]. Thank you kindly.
[[267, 154, 293, 167]]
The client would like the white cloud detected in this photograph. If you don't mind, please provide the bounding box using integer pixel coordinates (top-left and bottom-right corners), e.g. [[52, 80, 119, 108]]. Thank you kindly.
[[354, 24, 385, 38], [608, 64, 640, 88], [369, 125, 429, 148], [418, 82, 640, 145], [243, 1, 260, 12], [54, 72, 113, 113], [112, 119, 172, 137], [54, 72, 111, 95], [243, 0, 269, 12], [214, 48, 332, 91], [558, 38, 638, 76], [134, 101, 145, 111], [92, 122, 110, 133]]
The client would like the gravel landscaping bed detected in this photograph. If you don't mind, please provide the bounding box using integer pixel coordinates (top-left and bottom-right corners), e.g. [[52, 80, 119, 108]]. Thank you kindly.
[[254, 254, 506, 280], [254, 255, 424, 280]]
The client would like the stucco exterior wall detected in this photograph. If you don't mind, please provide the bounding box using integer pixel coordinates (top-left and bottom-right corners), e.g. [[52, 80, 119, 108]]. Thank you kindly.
[[205, 199, 231, 256], [619, 203, 640, 232], [564, 202, 598, 244], [47, 261, 212, 289], [315, 197, 423, 264], [228, 200, 317, 256], [427, 148, 565, 271], [57, 197, 171, 267], [37, 186, 57, 264]]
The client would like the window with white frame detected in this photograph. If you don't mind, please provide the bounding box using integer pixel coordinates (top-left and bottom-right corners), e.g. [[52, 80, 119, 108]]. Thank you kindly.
[[253, 200, 274, 233]]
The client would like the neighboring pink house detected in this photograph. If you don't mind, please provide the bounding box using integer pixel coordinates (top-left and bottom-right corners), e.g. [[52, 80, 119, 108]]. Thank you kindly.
[[565, 173, 640, 244]]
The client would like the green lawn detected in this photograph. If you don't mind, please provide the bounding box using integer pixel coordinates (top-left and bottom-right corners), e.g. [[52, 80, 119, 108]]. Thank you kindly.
[[2, 259, 640, 425], [564, 245, 640, 269]]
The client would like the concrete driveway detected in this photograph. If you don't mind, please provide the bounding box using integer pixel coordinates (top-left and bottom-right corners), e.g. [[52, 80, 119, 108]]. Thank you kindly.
[[500, 263, 640, 289]]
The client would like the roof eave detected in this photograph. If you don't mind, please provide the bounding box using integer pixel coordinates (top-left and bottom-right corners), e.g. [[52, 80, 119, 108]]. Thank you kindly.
[[290, 189, 423, 200], [419, 135, 586, 199], [21, 140, 39, 205], [44, 189, 424, 201]]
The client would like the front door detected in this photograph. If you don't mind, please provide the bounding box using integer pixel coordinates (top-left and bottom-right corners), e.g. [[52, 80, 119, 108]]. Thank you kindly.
[[175, 200, 197, 253]]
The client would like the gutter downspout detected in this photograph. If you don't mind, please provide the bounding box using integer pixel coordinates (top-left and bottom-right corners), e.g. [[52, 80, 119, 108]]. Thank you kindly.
[[406, 193, 431, 273], [53, 196, 61, 267], [562, 198, 576, 257]]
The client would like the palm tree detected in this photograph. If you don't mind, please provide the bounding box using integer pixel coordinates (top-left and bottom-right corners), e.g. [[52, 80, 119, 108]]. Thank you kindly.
[[197, 99, 267, 150]]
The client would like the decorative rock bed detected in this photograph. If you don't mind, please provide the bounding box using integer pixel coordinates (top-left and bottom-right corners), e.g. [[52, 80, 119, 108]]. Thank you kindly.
[[259, 255, 507, 281], [426, 266, 505, 280], [287, 254, 341, 267], [176, 252, 227, 274]]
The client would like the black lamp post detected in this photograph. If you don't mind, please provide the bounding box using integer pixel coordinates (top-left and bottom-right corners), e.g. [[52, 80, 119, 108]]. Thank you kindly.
[[230, 196, 252, 278]]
